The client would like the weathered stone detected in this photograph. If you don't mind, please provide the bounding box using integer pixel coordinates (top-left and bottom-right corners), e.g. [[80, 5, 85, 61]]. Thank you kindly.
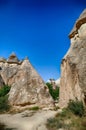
[[0, 54, 53, 108], [0, 57, 6, 63], [7, 52, 19, 64], [0, 63, 19, 85], [0, 75, 5, 88], [69, 9, 86, 38], [59, 9, 86, 107], [8, 59, 52, 107]]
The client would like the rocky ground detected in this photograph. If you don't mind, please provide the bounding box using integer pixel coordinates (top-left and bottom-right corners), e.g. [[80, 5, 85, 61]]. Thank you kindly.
[[0, 110, 57, 130]]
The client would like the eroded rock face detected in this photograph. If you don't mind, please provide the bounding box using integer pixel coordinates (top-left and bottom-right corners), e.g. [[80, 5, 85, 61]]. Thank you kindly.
[[0, 75, 5, 88], [0, 53, 52, 107], [59, 9, 86, 107], [7, 53, 19, 64]]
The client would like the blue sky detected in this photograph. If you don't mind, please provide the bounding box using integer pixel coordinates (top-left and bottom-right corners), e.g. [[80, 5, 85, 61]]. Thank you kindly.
[[0, 0, 86, 81]]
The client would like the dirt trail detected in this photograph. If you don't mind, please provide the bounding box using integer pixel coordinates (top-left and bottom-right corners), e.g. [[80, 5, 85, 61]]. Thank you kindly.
[[0, 110, 57, 130]]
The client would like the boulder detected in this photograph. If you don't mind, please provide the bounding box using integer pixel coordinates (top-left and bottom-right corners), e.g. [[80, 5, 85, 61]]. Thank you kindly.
[[59, 9, 86, 107]]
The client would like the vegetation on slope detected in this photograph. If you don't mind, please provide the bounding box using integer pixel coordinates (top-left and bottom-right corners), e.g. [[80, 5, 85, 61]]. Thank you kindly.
[[46, 82, 59, 101], [0, 85, 10, 97], [47, 99, 86, 130], [0, 85, 11, 113]]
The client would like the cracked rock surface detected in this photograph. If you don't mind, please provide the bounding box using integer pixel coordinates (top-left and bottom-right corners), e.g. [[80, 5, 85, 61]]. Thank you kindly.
[[0, 53, 53, 108]]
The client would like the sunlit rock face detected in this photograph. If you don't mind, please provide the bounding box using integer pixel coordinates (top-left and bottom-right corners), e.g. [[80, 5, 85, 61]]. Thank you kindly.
[[59, 9, 86, 108], [0, 53, 52, 108]]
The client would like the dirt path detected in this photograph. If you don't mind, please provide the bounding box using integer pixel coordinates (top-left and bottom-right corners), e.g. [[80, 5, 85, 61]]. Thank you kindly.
[[0, 110, 57, 130]]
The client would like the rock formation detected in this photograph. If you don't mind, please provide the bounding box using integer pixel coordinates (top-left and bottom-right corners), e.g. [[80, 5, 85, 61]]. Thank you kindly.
[[0, 75, 5, 88], [59, 9, 86, 107], [7, 53, 19, 64], [0, 53, 52, 107]]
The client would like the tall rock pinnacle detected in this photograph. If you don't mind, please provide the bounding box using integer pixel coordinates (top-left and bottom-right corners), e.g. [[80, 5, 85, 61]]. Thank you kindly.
[[0, 53, 53, 108], [59, 9, 86, 107]]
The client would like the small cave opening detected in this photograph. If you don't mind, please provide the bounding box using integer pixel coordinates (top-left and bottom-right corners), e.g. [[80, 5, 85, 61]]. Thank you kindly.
[[0, 67, 2, 70]]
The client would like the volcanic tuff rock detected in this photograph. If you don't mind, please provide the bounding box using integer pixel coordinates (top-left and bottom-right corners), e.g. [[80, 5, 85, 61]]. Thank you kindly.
[[0, 53, 52, 107], [0, 75, 5, 89], [59, 9, 86, 107]]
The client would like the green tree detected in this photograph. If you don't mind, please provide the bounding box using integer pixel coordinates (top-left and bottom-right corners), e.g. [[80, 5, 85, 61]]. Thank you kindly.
[[0, 85, 11, 112], [46, 82, 59, 100]]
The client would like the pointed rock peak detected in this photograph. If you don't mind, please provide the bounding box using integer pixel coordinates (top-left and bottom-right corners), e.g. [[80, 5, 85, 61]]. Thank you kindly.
[[21, 57, 30, 68], [7, 52, 19, 64], [79, 9, 86, 19], [69, 9, 86, 38], [0, 57, 6, 63], [21, 56, 30, 65], [24, 56, 29, 61], [9, 52, 17, 59]]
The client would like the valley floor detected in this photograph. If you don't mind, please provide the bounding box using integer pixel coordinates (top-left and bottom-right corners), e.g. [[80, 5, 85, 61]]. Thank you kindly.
[[0, 110, 57, 130]]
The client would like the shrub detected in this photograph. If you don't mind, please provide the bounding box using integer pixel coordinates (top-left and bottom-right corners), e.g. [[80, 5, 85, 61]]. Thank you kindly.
[[0, 85, 10, 97], [46, 82, 59, 100], [68, 99, 85, 117], [29, 106, 39, 111], [47, 101, 86, 130], [47, 117, 71, 130], [0, 95, 10, 112], [0, 85, 11, 112]]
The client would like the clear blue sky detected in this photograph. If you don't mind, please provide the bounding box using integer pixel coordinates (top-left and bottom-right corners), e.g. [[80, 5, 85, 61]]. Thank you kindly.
[[0, 0, 86, 81]]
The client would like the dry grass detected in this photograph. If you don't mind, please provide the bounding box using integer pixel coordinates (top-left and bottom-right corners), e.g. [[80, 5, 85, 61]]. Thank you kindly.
[[46, 108, 86, 130]]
